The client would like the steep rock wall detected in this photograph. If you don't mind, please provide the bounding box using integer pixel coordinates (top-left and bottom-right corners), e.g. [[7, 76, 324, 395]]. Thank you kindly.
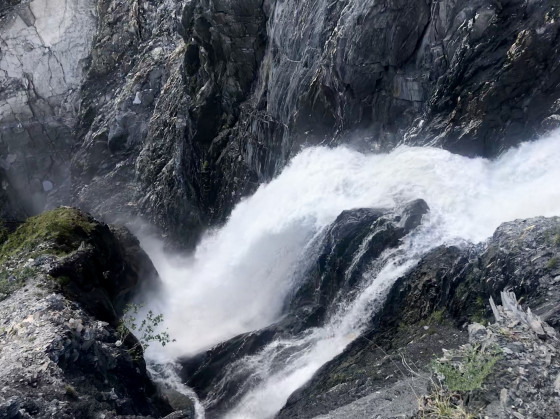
[[0, 0, 97, 214], [136, 0, 560, 245]]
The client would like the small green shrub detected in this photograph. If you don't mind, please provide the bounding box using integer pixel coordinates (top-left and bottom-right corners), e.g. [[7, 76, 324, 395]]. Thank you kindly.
[[419, 309, 446, 328], [547, 257, 559, 270], [65, 385, 79, 400], [433, 345, 501, 392]]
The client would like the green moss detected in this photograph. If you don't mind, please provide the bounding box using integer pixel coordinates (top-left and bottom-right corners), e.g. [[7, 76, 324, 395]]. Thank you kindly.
[[329, 373, 347, 385], [547, 257, 559, 270], [470, 296, 489, 325], [0, 208, 96, 261], [65, 385, 79, 400], [419, 309, 447, 328], [56, 275, 71, 287]]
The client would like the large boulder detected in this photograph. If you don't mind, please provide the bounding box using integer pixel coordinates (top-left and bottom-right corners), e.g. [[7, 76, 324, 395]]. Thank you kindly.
[[0, 207, 177, 418]]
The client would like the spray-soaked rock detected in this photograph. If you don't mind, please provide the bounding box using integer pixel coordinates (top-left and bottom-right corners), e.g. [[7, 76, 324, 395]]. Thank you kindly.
[[134, 0, 560, 248], [178, 199, 429, 416]]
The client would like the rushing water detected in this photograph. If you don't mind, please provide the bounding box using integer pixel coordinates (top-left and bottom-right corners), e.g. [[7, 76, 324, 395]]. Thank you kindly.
[[143, 131, 560, 418]]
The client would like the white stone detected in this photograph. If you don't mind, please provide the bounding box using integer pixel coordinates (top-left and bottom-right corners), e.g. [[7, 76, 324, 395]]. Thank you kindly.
[[42, 180, 53, 192]]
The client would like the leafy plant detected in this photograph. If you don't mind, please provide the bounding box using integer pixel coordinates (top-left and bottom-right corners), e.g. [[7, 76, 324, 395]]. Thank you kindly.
[[117, 303, 175, 356]]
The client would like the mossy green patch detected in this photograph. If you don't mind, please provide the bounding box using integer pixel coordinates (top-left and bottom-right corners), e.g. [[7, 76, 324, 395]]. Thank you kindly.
[[547, 257, 559, 270], [0, 208, 97, 261], [470, 295, 489, 325], [419, 309, 447, 327]]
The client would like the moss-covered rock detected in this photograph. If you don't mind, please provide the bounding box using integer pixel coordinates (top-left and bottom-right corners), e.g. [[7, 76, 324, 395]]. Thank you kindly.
[[0, 207, 98, 261], [0, 209, 173, 418], [0, 207, 161, 323]]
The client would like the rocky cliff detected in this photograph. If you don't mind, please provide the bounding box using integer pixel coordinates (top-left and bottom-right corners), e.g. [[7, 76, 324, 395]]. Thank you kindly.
[[3, 0, 560, 245], [136, 0, 560, 245], [2, 0, 560, 418]]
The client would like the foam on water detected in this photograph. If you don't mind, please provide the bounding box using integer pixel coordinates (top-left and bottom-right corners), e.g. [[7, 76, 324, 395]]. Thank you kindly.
[[143, 131, 560, 418]]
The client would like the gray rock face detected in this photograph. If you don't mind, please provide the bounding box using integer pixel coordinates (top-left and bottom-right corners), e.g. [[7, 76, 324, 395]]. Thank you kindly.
[[0, 0, 97, 214], [71, 0, 186, 225]]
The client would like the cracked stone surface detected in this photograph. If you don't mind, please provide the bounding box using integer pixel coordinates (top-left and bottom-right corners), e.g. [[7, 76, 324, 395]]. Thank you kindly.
[[0, 0, 97, 215]]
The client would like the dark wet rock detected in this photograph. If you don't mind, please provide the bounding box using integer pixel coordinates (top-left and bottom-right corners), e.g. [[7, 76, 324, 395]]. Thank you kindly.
[[132, 0, 560, 247], [286, 199, 429, 332], [278, 216, 560, 418], [71, 0, 186, 227], [0, 207, 159, 323], [0, 208, 176, 418], [178, 200, 429, 416]]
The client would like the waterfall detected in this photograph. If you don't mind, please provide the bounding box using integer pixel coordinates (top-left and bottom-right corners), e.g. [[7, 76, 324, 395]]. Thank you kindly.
[[142, 130, 560, 418]]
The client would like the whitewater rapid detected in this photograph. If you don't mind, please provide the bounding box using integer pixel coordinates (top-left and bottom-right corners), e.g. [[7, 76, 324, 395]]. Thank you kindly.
[[143, 131, 560, 418]]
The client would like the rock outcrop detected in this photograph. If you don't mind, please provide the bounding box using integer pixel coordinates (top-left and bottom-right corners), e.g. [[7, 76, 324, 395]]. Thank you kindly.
[[71, 0, 186, 227], [278, 216, 560, 418], [0, 207, 191, 418], [178, 200, 429, 416]]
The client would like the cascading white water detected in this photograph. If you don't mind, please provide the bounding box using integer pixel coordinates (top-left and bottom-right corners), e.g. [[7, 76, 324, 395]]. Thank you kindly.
[[143, 131, 560, 418]]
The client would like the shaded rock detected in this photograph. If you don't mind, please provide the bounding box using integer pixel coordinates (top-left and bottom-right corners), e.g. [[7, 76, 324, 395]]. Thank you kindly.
[[71, 0, 186, 232], [0, 207, 159, 323], [0, 208, 173, 418]]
